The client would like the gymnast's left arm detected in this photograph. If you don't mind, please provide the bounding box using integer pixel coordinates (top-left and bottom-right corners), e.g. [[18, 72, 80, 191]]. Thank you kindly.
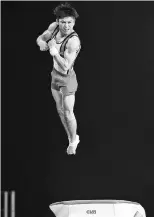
[[50, 37, 80, 71]]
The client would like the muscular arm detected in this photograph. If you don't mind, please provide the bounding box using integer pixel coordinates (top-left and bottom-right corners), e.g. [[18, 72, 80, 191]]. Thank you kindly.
[[53, 36, 80, 71], [36, 22, 58, 44]]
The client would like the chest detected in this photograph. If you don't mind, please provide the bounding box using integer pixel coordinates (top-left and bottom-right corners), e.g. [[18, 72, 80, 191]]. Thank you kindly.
[[50, 38, 61, 52], [52, 32, 67, 51], [55, 32, 66, 43]]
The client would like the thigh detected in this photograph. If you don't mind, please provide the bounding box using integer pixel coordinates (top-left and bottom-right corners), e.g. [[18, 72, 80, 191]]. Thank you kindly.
[[51, 88, 63, 108], [63, 94, 75, 112]]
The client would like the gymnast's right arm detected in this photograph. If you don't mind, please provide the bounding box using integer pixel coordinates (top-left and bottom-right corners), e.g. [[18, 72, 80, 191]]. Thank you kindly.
[[36, 22, 57, 51]]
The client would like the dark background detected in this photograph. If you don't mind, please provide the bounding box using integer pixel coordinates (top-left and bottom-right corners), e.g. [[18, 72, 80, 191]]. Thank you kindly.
[[2, 1, 154, 217]]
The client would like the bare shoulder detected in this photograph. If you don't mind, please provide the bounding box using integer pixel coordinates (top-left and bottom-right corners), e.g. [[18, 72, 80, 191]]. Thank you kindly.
[[48, 22, 58, 33], [67, 35, 80, 50]]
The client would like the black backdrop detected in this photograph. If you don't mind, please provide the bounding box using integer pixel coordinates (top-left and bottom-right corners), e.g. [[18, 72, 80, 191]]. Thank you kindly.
[[2, 1, 154, 217]]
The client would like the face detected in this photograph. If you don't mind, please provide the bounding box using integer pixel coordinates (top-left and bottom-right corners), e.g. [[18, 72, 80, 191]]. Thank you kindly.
[[57, 16, 75, 36]]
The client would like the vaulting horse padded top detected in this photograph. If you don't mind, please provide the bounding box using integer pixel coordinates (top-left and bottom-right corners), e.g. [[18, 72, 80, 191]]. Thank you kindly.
[[49, 200, 146, 217]]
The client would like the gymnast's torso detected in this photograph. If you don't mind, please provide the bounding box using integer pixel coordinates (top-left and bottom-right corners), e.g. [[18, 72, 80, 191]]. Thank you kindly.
[[50, 30, 80, 75]]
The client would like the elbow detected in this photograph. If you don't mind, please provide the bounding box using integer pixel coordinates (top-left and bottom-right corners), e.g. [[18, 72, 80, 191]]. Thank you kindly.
[[36, 36, 42, 45], [63, 62, 70, 71], [60, 65, 68, 71], [63, 66, 69, 71]]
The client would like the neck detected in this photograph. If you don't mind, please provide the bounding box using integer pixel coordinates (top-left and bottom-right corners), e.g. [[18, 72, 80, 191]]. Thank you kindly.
[[60, 29, 74, 38]]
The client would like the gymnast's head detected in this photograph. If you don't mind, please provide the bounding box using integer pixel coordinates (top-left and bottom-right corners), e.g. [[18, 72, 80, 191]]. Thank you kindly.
[[53, 2, 79, 35]]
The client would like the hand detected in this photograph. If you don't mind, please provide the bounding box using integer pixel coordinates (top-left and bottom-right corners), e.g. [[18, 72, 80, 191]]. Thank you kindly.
[[38, 40, 48, 51], [49, 46, 58, 56], [48, 39, 56, 49]]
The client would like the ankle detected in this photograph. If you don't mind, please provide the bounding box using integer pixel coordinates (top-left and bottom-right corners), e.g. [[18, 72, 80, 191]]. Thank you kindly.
[[70, 134, 79, 144]]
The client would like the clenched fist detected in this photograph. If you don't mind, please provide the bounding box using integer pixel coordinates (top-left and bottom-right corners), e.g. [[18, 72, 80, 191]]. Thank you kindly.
[[49, 46, 58, 56], [48, 39, 58, 56], [48, 39, 56, 49], [37, 39, 48, 51]]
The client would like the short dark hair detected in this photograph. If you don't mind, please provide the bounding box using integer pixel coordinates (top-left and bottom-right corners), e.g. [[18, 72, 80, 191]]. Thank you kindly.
[[53, 2, 79, 20]]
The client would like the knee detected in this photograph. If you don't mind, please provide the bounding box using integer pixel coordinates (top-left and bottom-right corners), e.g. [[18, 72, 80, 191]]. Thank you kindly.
[[64, 110, 75, 121]]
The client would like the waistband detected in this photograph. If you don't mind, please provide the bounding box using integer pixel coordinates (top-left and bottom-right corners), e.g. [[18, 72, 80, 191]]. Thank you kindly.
[[52, 67, 74, 77]]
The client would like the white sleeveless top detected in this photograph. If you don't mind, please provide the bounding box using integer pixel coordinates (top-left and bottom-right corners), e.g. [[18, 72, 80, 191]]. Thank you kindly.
[[51, 37, 65, 73], [51, 31, 76, 74]]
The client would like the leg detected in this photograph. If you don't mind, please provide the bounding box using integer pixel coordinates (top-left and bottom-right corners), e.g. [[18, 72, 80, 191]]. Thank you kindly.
[[63, 94, 80, 155], [51, 88, 71, 141], [63, 94, 77, 143]]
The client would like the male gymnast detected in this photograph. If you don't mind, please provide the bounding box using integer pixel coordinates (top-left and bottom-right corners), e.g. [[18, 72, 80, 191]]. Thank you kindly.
[[36, 2, 81, 155]]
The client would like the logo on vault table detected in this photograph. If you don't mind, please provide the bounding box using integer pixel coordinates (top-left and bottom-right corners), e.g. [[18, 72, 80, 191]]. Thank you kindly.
[[86, 210, 96, 214]]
